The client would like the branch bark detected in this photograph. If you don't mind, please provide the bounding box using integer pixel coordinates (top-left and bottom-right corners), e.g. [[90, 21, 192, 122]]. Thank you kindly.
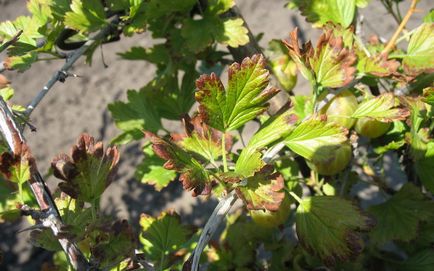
[[24, 16, 119, 116], [0, 97, 91, 270]]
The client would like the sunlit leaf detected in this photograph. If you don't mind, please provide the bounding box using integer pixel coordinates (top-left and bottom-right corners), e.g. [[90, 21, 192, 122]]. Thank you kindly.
[[135, 144, 176, 191], [140, 211, 192, 270], [284, 118, 348, 160], [196, 54, 279, 131], [215, 18, 249, 48], [236, 166, 285, 211], [295, 196, 372, 265], [403, 23, 434, 74], [351, 93, 410, 122], [64, 0, 107, 33]]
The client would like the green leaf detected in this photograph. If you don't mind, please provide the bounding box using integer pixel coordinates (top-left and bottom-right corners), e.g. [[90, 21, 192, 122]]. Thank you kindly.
[[51, 134, 120, 203], [284, 118, 348, 160], [423, 10, 434, 23], [403, 23, 434, 74], [423, 87, 434, 106], [215, 18, 249, 48], [357, 53, 400, 77], [118, 45, 170, 64], [207, 0, 235, 15], [235, 107, 298, 177], [236, 166, 285, 211], [90, 220, 136, 269], [181, 17, 216, 52], [64, 0, 107, 33], [108, 89, 162, 143], [398, 250, 434, 271], [144, 0, 196, 20], [267, 39, 298, 92], [140, 211, 192, 270], [0, 86, 14, 101], [149, 133, 212, 196], [135, 144, 176, 191], [368, 183, 434, 244], [288, 0, 357, 28], [295, 196, 371, 265], [290, 95, 313, 120], [196, 54, 279, 131], [416, 141, 434, 193], [351, 93, 409, 122], [3, 52, 38, 72]]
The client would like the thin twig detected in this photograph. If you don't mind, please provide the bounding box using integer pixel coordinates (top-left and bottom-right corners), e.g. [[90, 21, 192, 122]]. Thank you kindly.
[[381, 0, 418, 56], [24, 16, 119, 116], [0, 97, 91, 270], [0, 30, 23, 53]]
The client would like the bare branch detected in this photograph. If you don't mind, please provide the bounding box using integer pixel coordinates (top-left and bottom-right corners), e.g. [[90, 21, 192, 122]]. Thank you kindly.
[[24, 17, 119, 116], [0, 97, 91, 270]]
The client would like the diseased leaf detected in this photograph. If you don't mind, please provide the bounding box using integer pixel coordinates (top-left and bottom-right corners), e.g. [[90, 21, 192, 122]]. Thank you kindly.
[[140, 211, 192, 270], [357, 53, 400, 77], [64, 0, 108, 33], [196, 54, 279, 131], [148, 133, 212, 196], [173, 114, 227, 163], [51, 134, 120, 203], [295, 196, 372, 265], [368, 183, 434, 244], [288, 0, 357, 28], [135, 144, 176, 191], [283, 29, 356, 89], [403, 23, 434, 74], [351, 93, 410, 122], [284, 118, 348, 160], [236, 166, 285, 211], [3, 52, 38, 72]]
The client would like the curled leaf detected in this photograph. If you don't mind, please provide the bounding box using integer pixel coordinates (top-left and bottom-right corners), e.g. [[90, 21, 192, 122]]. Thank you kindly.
[[284, 28, 356, 88], [351, 93, 410, 122], [51, 133, 119, 203]]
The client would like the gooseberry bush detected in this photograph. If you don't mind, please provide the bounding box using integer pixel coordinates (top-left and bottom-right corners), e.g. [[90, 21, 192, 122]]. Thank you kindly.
[[0, 0, 433, 270]]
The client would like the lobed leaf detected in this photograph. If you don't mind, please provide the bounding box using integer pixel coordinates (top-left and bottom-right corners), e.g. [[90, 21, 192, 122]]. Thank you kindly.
[[368, 183, 434, 244], [140, 211, 193, 270], [295, 196, 373, 265], [64, 0, 108, 33], [236, 165, 285, 211], [135, 144, 176, 192], [196, 54, 279, 132], [216, 18, 249, 48], [351, 93, 410, 122], [403, 23, 434, 75]]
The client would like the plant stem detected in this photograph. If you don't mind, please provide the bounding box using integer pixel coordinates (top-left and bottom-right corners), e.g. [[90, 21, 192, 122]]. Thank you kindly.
[[24, 16, 119, 117], [222, 133, 228, 172], [382, 0, 418, 56], [289, 191, 303, 204]]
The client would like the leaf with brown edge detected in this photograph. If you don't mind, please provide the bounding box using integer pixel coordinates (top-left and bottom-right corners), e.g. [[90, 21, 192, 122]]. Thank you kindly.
[[236, 165, 285, 211], [357, 53, 400, 77], [195, 54, 279, 132], [51, 133, 119, 203], [173, 114, 231, 163], [147, 132, 212, 197], [295, 196, 374, 266], [284, 28, 356, 89], [351, 93, 410, 122]]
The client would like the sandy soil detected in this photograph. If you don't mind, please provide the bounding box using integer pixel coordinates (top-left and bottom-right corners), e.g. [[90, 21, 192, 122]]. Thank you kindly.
[[0, 0, 430, 269]]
